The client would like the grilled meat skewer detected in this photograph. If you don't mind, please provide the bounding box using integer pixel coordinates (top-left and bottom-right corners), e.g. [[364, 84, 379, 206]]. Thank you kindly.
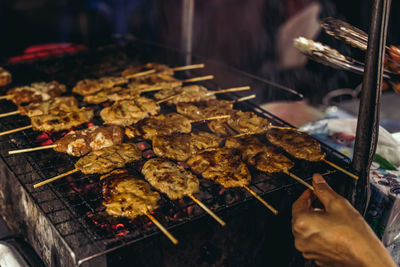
[[0, 67, 12, 87], [83, 86, 139, 104], [121, 62, 205, 78], [72, 76, 128, 96], [5, 81, 67, 105], [100, 169, 178, 244], [9, 125, 124, 156], [152, 132, 224, 161]]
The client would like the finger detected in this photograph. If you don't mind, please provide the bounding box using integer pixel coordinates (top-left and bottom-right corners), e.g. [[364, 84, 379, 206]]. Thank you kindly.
[[312, 174, 341, 209], [292, 189, 313, 216]]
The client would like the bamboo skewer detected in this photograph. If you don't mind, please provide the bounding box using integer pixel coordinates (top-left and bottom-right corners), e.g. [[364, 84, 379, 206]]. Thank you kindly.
[[283, 170, 314, 191], [242, 185, 278, 214], [0, 110, 20, 118], [156, 92, 185, 104], [189, 195, 226, 226], [125, 69, 157, 79], [233, 94, 256, 103], [212, 86, 251, 95], [145, 212, 179, 245], [172, 64, 205, 71], [0, 125, 32, 136], [9, 144, 57, 155], [0, 95, 11, 100], [33, 168, 79, 188], [182, 75, 214, 83], [189, 115, 231, 123], [323, 159, 358, 180]]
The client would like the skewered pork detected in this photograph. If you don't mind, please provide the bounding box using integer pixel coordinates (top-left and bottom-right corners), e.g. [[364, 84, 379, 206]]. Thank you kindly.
[[142, 158, 199, 199], [75, 143, 142, 174], [225, 135, 294, 173], [187, 147, 251, 188], [128, 74, 182, 92], [7, 81, 67, 105], [176, 99, 233, 120], [152, 132, 223, 161], [0, 67, 11, 87], [100, 97, 160, 126], [101, 169, 160, 218], [30, 107, 94, 132], [208, 110, 270, 136], [83, 86, 139, 104], [122, 62, 175, 77], [54, 125, 124, 156], [125, 113, 192, 139], [154, 85, 216, 105], [18, 96, 78, 117], [265, 128, 325, 162], [72, 76, 128, 96]]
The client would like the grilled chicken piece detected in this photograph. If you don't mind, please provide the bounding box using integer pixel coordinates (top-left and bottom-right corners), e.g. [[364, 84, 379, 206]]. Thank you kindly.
[[54, 125, 124, 156], [101, 169, 160, 219], [0, 67, 11, 87], [72, 76, 128, 96], [225, 136, 294, 173], [128, 74, 182, 92], [176, 99, 233, 120], [75, 143, 142, 174], [266, 128, 325, 162], [100, 97, 160, 126], [152, 132, 223, 161], [154, 85, 216, 105], [83, 86, 139, 104], [125, 113, 192, 139], [122, 62, 175, 77], [142, 158, 199, 199], [7, 81, 67, 105], [187, 147, 251, 188], [18, 96, 78, 117], [208, 110, 270, 136], [31, 107, 94, 132]]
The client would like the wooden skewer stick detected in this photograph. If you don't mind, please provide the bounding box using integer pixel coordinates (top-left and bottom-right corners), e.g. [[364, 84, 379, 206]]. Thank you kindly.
[[0, 125, 32, 137], [182, 75, 214, 83], [189, 195, 226, 226], [9, 144, 57, 155], [0, 95, 11, 100], [234, 94, 256, 103], [212, 86, 251, 95], [242, 185, 278, 215], [139, 86, 165, 93], [323, 159, 358, 180], [156, 92, 185, 104], [0, 110, 20, 118], [189, 115, 230, 123], [268, 125, 307, 132], [283, 170, 314, 191], [172, 64, 205, 71], [125, 69, 156, 79], [145, 212, 179, 245], [33, 168, 79, 188]]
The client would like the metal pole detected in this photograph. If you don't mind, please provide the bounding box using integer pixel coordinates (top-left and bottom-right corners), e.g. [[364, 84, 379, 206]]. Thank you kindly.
[[351, 0, 391, 214], [181, 0, 195, 65]]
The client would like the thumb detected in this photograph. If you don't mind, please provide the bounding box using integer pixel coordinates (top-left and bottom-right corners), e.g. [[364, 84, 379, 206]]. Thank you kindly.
[[312, 174, 340, 209]]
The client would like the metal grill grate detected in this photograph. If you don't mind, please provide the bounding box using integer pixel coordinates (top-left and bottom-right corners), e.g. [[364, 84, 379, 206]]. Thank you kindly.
[[0, 40, 352, 266]]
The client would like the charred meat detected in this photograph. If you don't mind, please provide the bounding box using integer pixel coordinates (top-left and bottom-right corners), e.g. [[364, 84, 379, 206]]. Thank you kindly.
[[128, 74, 182, 92], [142, 158, 199, 199], [7, 81, 67, 105], [72, 76, 128, 96], [83, 86, 139, 104], [152, 131, 223, 161], [225, 135, 294, 173], [75, 143, 142, 174], [208, 110, 270, 136], [122, 62, 175, 77], [154, 85, 216, 105], [265, 128, 325, 162], [100, 97, 160, 126], [176, 99, 233, 120], [101, 169, 160, 219], [125, 113, 192, 139], [187, 147, 251, 188], [18, 96, 78, 117], [54, 125, 124, 156], [31, 107, 94, 132]]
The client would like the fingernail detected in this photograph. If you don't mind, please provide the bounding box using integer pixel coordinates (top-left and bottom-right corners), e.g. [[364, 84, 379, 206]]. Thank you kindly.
[[313, 174, 326, 184]]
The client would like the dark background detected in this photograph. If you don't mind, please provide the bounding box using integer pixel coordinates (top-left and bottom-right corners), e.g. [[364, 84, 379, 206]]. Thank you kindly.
[[0, 0, 399, 103]]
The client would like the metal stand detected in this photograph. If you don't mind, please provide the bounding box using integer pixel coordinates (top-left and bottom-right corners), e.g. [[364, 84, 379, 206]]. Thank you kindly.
[[351, 0, 391, 214]]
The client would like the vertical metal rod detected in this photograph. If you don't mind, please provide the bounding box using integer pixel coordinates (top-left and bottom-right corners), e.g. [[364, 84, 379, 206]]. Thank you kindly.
[[351, 0, 391, 214], [181, 0, 195, 65]]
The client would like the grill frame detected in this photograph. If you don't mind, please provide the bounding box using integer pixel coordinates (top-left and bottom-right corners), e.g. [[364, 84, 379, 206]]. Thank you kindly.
[[0, 40, 352, 266]]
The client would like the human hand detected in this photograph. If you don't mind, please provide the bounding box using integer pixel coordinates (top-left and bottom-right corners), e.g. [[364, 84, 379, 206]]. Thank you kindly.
[[292, 174, 396, 267]]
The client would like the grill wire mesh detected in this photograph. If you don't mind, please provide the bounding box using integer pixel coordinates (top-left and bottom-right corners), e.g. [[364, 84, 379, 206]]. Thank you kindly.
[[0, 41, 351, 265]]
